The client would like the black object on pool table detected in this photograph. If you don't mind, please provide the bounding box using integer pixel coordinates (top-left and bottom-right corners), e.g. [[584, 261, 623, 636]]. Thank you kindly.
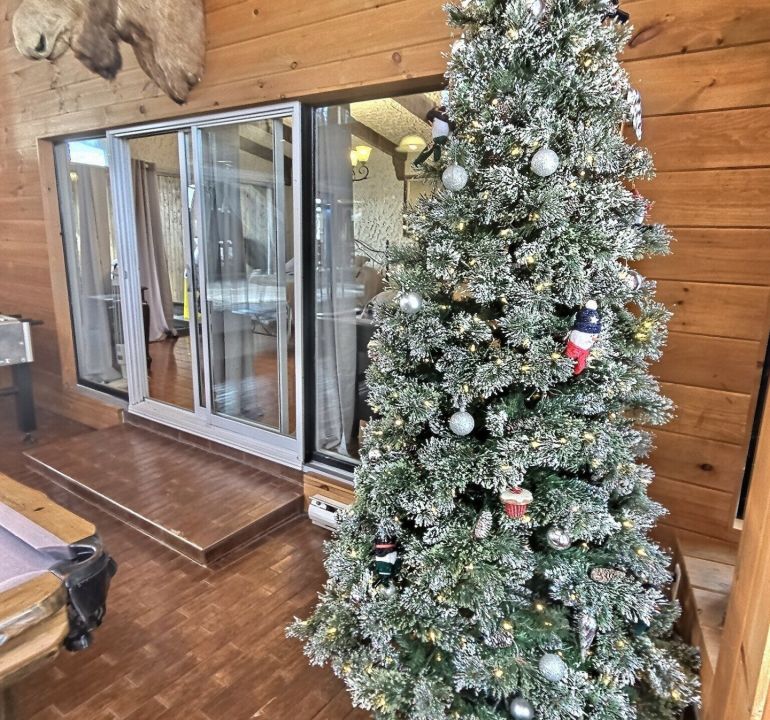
[[0, 473, 117, 717]]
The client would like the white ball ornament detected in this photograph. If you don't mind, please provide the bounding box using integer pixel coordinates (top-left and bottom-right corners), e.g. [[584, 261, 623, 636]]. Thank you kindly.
[[529, 0, 545, 18], [530, 147, 560, 177], [442, 164, 469, 192], [509, 697, 535, 720], [546, 527, 571, 550], [399, 292, 424, 315], [449, 410, 475, 436], [539, 653, 567, 682]]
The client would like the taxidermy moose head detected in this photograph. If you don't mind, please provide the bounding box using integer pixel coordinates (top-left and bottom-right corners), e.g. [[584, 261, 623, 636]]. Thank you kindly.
[[12, 0, 206, 104]]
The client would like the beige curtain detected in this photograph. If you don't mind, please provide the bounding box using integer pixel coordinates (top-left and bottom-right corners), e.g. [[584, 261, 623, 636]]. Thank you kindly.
[[132, 159, 174, 341]]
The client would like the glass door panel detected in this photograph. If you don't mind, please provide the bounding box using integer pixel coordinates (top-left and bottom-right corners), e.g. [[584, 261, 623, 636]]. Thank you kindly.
[[125, 131, 196, 411], [196, 118, 295, 436]]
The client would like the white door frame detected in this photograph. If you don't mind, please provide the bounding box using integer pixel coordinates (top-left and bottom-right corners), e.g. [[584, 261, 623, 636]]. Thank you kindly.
[[107, 102, 305, 468]]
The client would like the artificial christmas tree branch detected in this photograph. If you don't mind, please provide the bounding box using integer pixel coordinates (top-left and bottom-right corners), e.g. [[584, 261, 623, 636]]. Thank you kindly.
[[290, 0, 700, 717]]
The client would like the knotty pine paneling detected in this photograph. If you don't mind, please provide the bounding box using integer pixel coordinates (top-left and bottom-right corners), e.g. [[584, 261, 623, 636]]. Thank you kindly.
[[649, 430, 746, 494], [0, 0, 767, 545], [645, 107, 770, 172], [637, 229, 770, 286], [656, 281, 770, 341], [628, 43, 770, 117], [662, 383, 752, 446], [641, 169, 770, 228], [623, 0, 770, 60], [655, 333, 761, 394], [650, 476, 738, 542]]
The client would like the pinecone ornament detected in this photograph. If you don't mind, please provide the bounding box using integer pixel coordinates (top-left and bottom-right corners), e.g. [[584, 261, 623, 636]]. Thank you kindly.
[[473, 509, 493, 539]]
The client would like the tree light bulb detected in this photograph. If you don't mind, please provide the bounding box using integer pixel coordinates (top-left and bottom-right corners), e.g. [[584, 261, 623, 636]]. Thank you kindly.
[[502, 620, 513, 631], [493, 668, 504, 678]]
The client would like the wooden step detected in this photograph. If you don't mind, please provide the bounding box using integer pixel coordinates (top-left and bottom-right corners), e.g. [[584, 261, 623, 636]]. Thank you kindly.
[[674, 533, 738, 706], [24, 425, 303, 567]]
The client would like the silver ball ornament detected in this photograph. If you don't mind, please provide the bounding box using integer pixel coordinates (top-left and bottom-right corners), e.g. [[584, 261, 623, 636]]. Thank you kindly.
[[546, 527, 571, 550], [530, 147, 560, 177], [449, 410, 475, 436], [399, 292, 424, 315], [442, 164, 469, 192], [539, 653, 567, 682], [622, 269, 644, 291], [509, 697, 535, 720]]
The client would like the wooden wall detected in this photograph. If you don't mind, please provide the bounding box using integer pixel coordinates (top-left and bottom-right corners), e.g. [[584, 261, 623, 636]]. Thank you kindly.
[[0, 0, 768, 543], [629, 0, 770, 544]]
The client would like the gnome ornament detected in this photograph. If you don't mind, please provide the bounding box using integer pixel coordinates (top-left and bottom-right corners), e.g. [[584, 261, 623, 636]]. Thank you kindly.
[[565, 301, 601, 375], [374, 538, 399, 580], [414, 106, 456, 166]]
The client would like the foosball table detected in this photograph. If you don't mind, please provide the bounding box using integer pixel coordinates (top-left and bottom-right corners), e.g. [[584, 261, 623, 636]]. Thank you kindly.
[[0, 315, 38, 442]]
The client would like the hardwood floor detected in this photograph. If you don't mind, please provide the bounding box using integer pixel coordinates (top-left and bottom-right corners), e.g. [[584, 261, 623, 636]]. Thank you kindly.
[[148, 336, 195, 411], [0, 410, 364, 720], [147, 334, 297, 434], [25, 424, 303, 565]]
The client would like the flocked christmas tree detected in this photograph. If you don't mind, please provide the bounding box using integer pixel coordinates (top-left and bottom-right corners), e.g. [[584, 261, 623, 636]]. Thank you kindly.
[[290, 0, 700, 717]]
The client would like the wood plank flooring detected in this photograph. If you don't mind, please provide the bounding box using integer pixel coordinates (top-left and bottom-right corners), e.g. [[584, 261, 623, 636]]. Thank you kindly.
[[24, 425, 303, 566], [0, 410, 365, 720]]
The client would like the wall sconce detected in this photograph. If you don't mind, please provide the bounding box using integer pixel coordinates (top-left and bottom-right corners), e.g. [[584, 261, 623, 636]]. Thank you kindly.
[[396, 134, 427, 153], [351, 144, 372, 182]]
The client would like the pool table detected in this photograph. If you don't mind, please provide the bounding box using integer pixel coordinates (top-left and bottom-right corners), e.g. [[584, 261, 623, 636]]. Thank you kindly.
[[0, 473, 117, 719]]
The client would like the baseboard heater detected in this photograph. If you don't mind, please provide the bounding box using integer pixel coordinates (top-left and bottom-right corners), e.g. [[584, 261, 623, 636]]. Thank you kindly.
[[308, 495, 349, 531]]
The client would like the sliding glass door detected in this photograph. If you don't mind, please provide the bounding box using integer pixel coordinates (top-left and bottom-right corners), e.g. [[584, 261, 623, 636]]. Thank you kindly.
[[195, 118, 295, 437], [108, 104, 302, 466]]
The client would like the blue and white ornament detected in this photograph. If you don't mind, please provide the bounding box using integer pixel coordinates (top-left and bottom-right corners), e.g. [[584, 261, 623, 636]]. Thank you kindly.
[[565, 300, 601, 375]]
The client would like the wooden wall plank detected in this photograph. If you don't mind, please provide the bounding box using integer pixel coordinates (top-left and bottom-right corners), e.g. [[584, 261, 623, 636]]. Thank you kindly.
[[650, 476, 738, 541], [205, 0, 407, 51], [649, 430, 745, 493], [641, 169, 770, 228], [656, 281, 770, 341], [623, 0, 770, 60], [662, 382, 751, 444], [628, 43, 770, 116], [637, 229, 770, 286], [645, 108, 770, 172], [655, 333, 760, 394]]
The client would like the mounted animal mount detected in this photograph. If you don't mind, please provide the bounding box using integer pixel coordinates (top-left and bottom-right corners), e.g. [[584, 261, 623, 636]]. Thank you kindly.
[[12, 0, 206, 104]]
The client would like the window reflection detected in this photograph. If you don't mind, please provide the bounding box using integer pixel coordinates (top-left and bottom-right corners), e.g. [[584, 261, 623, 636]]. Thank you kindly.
[[313, 94, 437, 464], [55, 139, 128, 397]]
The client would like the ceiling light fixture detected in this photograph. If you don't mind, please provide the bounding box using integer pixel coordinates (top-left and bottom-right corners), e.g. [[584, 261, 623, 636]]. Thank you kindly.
[[396, 134, 427, 153]]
